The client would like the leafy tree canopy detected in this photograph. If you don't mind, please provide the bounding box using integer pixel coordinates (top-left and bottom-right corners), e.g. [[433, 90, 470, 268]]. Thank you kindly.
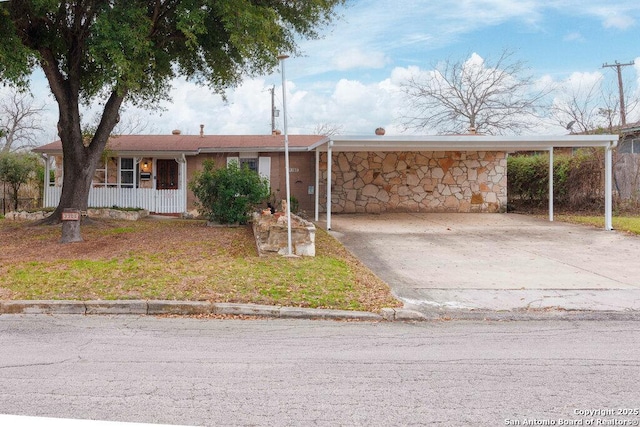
[[0, 0, 343, 104], [0, 0, 344, 235]]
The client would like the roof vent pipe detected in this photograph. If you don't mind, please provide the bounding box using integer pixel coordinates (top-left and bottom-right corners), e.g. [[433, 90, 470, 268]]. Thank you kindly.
[[200, 124, 204, 138]]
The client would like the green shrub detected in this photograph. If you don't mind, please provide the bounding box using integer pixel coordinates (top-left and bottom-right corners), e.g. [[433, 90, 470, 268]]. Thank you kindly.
[[189, 160, 270, 224], [0, 151, 41, 211], [289, 195, 299, 214], [507, 149, 603, 211]]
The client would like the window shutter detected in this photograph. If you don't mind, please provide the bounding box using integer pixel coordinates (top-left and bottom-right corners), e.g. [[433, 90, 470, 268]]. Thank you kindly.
[[258, 156, 271, 184], [226, 157, 239, 167]]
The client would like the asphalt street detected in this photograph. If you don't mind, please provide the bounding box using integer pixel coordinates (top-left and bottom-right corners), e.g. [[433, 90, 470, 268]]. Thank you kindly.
[[1, 315, 639, 426]]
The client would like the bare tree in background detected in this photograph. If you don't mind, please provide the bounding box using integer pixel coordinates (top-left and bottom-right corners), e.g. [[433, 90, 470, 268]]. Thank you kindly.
[[87, 108, 158, 136], [551, 77, 605, 133], [312, 123, 344, 136], [0, 89, 46, 152], [552, 75, 639, 133], [400, 50, 551, 135]]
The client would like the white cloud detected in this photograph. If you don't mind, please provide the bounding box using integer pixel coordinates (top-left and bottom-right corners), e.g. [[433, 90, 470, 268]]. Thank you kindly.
[[603, 14, 635, 30], [563, 32, 584, 42], [564, 71, 604, 90], [331, 48, 388, 71]]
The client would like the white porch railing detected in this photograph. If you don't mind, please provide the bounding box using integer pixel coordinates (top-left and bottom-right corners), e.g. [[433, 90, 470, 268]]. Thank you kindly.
[[44, 186, 186, 214]]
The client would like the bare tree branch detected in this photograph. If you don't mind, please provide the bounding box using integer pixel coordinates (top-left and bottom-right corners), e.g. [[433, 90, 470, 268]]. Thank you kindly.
[[312, 122, 344, 136], [551, 73, 639, 133], [399, 50, 552, 135], [0, 89, 47, 152]]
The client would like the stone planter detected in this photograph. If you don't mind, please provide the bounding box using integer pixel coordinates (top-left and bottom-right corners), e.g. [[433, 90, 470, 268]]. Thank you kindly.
[[252, 212, 316, 257], [4, 208, 149, 221], [86, 208, 149, 221], [3, 210, 51, 221]]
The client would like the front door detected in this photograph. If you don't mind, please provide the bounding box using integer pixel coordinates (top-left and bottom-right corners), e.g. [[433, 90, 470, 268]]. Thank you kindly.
[[157, 159, 178, 190]]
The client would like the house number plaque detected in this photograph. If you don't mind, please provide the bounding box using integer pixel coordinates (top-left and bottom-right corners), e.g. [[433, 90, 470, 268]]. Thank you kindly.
[[61, 210, 81, 221]]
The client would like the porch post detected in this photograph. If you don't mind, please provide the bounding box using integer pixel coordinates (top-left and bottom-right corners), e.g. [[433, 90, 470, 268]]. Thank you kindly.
[[180, 154, 187, 213], [549, 147, 554, 222], [134, 157, 140, 209], [315, 149, 319, 222], [326, 141, 333, 230], [42, 154, 49, 208], [605, 144, 613, 231]]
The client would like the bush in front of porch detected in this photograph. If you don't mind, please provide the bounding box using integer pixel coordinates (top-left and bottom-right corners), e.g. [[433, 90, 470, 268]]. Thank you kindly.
[[189, 160, 270, 225]]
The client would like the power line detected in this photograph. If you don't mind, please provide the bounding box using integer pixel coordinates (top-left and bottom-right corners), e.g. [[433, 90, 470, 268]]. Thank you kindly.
[[602, 60, 635, 126]]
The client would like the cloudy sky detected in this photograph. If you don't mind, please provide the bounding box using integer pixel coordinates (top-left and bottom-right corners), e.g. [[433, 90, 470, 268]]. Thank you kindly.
[[11, 0, 640, 143]]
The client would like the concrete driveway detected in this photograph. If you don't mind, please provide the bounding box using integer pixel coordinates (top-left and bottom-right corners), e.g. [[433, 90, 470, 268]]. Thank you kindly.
[[325, 213, 640, 313]]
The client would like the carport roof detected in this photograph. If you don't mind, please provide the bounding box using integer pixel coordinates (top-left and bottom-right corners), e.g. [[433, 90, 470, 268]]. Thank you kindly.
[[309, 134, 618, 152]]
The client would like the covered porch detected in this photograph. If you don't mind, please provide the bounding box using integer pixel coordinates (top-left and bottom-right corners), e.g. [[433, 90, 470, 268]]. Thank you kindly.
[[42, 154, 188, 214]]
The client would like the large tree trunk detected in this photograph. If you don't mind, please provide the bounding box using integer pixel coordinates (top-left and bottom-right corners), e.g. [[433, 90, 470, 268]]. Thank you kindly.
[[53, 146, 101, 243], [37, 51, 125, 243]]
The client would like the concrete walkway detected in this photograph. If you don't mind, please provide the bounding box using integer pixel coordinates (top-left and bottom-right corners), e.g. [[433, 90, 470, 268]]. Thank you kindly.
[[325, 213, 640, 315]]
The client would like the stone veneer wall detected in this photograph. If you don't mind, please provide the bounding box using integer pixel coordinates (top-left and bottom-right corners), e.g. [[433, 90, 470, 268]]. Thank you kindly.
[[320, 151, 507, 213]]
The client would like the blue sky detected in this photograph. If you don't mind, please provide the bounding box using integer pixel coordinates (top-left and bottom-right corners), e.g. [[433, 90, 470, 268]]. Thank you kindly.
[[7, 0, 640, 144], [292, 0, 639, 81]]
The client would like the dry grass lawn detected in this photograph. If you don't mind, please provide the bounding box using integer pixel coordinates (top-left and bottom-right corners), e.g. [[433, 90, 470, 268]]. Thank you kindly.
[[0, 218, 401, 312]]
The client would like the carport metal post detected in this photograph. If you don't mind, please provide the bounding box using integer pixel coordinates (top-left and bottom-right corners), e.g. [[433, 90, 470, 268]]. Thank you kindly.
[[605, 144, 613, 231], [549, 147, 554, 222], [315, 149, 319, 222], [327, 140, 333, 230]]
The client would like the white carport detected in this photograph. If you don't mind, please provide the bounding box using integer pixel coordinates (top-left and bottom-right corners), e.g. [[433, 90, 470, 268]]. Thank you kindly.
[[310, 134, 619, 230]]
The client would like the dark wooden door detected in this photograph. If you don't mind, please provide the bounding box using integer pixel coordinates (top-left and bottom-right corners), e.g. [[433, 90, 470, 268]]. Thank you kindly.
[[156, 159, 178, 190]]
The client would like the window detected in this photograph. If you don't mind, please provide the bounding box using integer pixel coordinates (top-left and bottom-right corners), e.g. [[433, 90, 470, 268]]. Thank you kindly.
[[227, 155, 270, 183], [93, 157, 138, 187], [93, 157, 118, 187], [120, 158, 135, 188], [240, 158, 258, 172], [619, 138, 640, 154]]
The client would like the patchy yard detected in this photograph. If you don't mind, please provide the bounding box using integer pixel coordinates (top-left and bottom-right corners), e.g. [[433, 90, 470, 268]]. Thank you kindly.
[[0, 218, 401, 312]]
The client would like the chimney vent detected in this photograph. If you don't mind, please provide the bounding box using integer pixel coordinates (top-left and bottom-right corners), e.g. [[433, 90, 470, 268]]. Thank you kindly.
[[200, 124, 204, 138], [172, 129, 181, 135]]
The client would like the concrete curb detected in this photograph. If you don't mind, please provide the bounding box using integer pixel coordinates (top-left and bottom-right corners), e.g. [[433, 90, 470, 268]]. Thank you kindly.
[[1, 300, 638, 321], [419, 309, 640, 321], [0, 300, 384, 321]]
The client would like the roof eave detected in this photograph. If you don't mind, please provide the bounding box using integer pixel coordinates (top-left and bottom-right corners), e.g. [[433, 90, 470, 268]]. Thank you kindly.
[[312, 135, 618, 152]]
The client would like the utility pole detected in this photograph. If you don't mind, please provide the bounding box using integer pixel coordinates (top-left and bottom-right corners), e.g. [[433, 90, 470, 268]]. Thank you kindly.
[[602, 60, 635, 127], [270, 85, 279, 134]]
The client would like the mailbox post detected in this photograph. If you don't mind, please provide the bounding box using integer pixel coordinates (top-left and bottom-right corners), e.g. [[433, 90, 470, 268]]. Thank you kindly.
[[60, 208, 82, 243]]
